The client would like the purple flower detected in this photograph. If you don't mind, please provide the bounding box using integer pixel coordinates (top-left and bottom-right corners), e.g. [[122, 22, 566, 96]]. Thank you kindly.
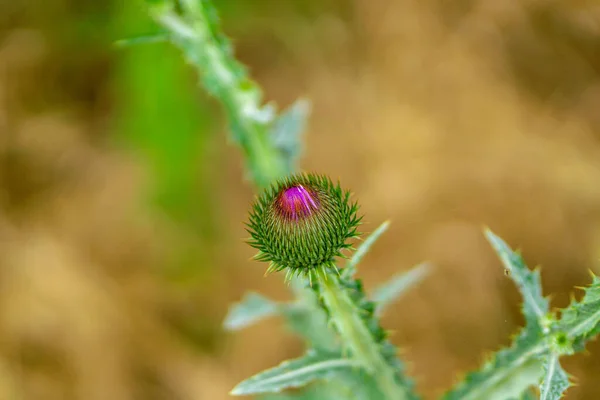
[[275, 185, 319, 221], [247, 173, 361, 276]]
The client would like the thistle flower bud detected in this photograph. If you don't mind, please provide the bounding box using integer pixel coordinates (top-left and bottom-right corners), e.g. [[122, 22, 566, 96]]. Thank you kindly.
[[247, 173, 361, 276]]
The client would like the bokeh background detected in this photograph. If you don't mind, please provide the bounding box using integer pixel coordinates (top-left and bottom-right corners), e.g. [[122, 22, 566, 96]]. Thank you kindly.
[[2, 0, 600, 399]]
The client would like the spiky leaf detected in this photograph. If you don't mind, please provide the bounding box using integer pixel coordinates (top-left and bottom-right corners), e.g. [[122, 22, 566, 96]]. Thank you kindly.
[[223, 292, 279, 331], [485, 229, 549, 326], [230, 351, 360, 396], [371, 263, 431, 316], [442, 327, 545, 400], [271, 99, 311, 174], [558, 274, 600, 342], [443, 235, 600, 400], [260, 367, 385, 400], [443, 273, 600, 400], [539, 354, 570, 400], [444, 231, 549, 400], [259, 368, 380, 400], [343, 220, 390, 278]]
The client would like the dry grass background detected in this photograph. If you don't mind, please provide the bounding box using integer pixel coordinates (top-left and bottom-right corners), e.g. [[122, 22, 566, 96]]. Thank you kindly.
[[1, 0, 600, 399]]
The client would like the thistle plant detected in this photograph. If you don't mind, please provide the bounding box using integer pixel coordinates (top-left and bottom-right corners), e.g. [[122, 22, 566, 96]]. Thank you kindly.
[[245, 172, 416, 400], [133, 1, 600, 399]]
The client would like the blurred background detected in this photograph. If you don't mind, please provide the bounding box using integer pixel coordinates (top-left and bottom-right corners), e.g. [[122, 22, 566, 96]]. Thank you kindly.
[[2, 0, 600, 399]]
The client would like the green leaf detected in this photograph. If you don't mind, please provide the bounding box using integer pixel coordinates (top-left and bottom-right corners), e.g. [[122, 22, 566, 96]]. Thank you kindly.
[[317, 272, 420, 400], [443, 273, 600, 400], [343, 220, 390, 278], [539, 354, 570, 400], [330, 367, 387, 400], [259, 369, 382, 400], [271, 99, 311, 174], [372, 263, 430, 316], [223, 292, 279, 331], [284, 279, 339, 352], [442, 326, 545, 400], [230, 351, 360, 396], [282, 300, 339, 352], [558, 274, 600, 342], [223, 283, 339, 350], [443, 231, 552, 400], [485, 229, 549, 326]]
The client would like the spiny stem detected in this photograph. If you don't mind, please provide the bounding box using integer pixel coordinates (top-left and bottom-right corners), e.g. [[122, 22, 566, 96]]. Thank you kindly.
[[149, 0, 286, 188], [314, 268, 408, 400]]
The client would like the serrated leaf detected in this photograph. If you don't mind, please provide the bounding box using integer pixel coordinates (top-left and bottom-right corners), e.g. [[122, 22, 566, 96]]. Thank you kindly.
[[485, 229, 549, 326], [260, 368, 383, 400], [371, 263, 430, 316], [271, 99, 310, 174], [441, 233, 598, 400], [442, 327, 545, 400], [230, 351, 360, 396], [343, 220, 390, 278], [539, 353, 570, 400], [443, 273, 600, 400], [559, 274, 600, 342], [443, 231, 552, 400], [223, 292, 279, 331]]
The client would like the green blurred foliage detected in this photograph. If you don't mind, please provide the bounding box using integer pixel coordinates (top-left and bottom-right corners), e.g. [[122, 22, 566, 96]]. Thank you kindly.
[[112, 0, 215, 235], [111, 0, 223, 285]]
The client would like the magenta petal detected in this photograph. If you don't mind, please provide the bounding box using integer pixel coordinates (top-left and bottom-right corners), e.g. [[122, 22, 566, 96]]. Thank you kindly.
[[276, 185, 319, 221]]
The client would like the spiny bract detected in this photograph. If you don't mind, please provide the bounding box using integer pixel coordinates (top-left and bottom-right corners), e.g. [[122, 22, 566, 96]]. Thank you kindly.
[[246, 173, 361, 277]]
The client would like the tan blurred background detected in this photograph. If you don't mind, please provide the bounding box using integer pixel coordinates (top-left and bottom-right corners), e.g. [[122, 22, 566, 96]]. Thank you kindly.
[[2, 0, 600, 399]]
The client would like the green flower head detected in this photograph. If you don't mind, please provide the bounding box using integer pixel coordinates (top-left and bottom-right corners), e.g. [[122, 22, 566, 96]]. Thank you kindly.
[[247, 173, 361, 277]]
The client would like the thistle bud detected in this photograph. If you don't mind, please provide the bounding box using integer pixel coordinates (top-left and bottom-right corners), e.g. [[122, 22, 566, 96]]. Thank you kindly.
[[247, 173, 361, 276]]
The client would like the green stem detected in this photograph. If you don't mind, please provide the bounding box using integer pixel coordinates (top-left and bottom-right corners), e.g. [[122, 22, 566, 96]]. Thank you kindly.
[[315, 268, 408, 400], [149, 0, 286, 188]]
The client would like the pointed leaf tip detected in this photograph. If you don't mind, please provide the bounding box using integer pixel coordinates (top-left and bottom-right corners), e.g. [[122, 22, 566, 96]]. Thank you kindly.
[[223, 292, 279, 331], [270, 99, 311, 174], [344, 220, 391, 278], [485, 230, 548, 326], [372, 262, 431, 315]]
